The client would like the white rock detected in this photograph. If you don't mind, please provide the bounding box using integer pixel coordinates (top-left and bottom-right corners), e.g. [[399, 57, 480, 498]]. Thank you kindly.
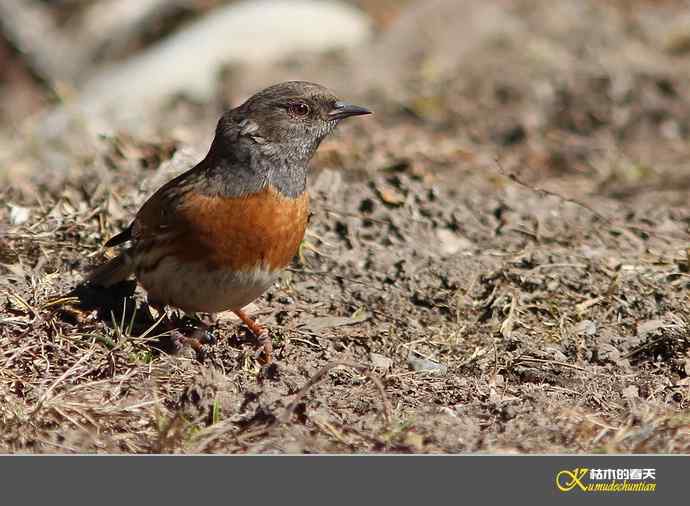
[[436, 229, 473, 256], [79, 0, 372, 125], [369, 352, 393, 371], [9, 205, 30, 225], [407, 350, 447, 375]]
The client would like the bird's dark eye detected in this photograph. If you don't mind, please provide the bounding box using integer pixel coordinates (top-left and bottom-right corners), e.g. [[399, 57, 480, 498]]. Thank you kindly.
[[289, 102, 310, 117]]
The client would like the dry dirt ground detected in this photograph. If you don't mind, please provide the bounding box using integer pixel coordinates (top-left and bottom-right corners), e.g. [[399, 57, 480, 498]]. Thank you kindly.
[[1, 0, 690, 453]]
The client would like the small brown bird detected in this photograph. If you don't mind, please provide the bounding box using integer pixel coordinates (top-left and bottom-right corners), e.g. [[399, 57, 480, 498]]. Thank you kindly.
[[88, 81, 371, 362]]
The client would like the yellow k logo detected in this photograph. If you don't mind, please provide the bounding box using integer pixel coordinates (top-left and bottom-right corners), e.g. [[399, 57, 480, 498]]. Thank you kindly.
[[556, 468, 589, 492]]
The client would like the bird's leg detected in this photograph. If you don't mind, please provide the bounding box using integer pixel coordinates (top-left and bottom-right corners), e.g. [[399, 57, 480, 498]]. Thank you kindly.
[[147, 302, 205, 356], [233, 309, 273, 364]]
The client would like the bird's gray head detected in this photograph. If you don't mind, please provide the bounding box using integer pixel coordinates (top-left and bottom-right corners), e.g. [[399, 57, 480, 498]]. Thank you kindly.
[[206, 81, 371, 198], [223, 81, 371, 163]]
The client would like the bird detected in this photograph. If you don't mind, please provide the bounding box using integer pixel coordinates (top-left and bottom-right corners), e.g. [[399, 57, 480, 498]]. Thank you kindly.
[[86, 81, 371, 363]]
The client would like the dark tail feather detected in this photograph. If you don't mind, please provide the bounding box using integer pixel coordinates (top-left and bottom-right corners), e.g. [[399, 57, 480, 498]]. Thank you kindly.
[[105, 225, 133, 247], [87, 250, 135, 287]]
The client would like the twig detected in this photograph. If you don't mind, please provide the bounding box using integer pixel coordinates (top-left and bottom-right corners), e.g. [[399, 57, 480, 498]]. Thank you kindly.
[[495, 158, 612, 224], [279, 361, 391, 424], [514, 356, 588, 373], [286, 268, 371, 286], [495, 158, 688, 243], [621, 334, 673, 360]]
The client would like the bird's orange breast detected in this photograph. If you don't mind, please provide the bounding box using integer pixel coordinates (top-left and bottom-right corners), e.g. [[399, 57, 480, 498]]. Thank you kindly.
[[173, 186, 309, 272]]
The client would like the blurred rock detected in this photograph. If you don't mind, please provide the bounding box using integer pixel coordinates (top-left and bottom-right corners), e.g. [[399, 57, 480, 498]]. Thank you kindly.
[[19, 0, 372, 182], [78, 0, 372, 128]]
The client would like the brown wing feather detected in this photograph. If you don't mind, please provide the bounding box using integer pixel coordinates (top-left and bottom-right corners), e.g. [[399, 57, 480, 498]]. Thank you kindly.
[[104, 168, 200, 248], [130, 169, 201, 243]]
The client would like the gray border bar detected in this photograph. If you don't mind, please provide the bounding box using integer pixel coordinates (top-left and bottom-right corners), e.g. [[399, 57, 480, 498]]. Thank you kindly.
[[0, 455, 683, 504]]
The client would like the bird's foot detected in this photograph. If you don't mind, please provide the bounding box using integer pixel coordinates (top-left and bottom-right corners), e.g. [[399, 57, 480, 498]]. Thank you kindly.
[[233, 309, 274, 366], [149, 309, 214, 360], [253, 328, 273, 363], [179, 315, 217, 345]]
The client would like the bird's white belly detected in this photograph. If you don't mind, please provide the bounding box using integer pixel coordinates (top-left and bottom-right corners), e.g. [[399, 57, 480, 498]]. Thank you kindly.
[[137, 256, 278, 313]]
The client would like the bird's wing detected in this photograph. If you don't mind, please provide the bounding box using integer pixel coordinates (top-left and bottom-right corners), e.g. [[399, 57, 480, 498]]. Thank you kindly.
[[104, 118, 244, 248], [102, 183, 180, 248], [129, 169, 203, 244]]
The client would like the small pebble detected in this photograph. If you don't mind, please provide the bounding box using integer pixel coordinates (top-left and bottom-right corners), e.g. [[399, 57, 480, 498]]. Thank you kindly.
[[407, 351, 448, 375], [369, 352, 393, 371]]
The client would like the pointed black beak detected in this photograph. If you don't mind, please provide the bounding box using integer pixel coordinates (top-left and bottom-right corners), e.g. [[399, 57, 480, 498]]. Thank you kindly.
[[329, 101, 372, 120]]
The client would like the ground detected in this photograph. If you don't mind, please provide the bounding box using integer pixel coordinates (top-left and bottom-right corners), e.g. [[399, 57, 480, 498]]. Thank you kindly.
[[1, 0, 690, 453]]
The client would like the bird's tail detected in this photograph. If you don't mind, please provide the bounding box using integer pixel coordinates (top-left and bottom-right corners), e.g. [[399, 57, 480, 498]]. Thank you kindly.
[[87, 250, 135, 287]]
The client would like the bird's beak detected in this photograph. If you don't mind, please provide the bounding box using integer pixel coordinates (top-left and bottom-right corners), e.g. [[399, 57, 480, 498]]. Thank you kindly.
[[329, 101, 372, 120]]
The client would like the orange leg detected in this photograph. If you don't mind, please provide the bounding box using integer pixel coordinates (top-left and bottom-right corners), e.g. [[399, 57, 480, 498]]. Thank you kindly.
[[234, 309, 273, 364], [147, 303, 206, 356]]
